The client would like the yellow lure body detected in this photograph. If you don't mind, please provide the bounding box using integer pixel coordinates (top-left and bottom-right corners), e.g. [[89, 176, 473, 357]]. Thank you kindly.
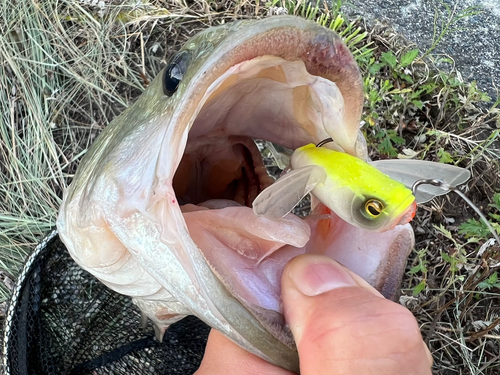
[[254, 143, 417, 232]]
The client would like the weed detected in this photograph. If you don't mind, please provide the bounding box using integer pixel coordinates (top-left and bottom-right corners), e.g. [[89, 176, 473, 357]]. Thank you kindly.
[[409, 247, 429, 295], [477, 272, 500, 291], [373, 129, 405, 157], [435, 224, 474, 276], [424, 1, 483, 58], [437, 147, 453, 163], [459, 193, 500, 240]]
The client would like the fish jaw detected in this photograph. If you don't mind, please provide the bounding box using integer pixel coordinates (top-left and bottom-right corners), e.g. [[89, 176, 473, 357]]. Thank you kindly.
[[182, 202, 414, 347], [304, 208, 415, 300], [57, 16, 414, 373]]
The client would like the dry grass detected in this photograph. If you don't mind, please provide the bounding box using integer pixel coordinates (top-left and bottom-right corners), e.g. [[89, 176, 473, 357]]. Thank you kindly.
[[0, 0, 242, 301], [1, 0, 499, 373]]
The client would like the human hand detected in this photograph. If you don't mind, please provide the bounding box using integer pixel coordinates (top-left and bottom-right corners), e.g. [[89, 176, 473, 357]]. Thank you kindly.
[[195, 254, 433, 375]]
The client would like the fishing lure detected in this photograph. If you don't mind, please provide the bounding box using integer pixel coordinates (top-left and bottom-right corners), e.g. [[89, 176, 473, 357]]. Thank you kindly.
[[252, 142, 417, 232], [252, 138, 472, 233]]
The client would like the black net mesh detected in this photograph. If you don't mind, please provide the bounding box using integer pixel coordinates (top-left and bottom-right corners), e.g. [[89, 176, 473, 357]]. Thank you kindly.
[[3, 230, 210, 375]]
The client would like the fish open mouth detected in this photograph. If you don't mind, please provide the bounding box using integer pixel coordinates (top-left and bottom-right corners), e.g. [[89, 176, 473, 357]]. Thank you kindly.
[[170, 26, 415, 348], [56, 17, 416, 367]]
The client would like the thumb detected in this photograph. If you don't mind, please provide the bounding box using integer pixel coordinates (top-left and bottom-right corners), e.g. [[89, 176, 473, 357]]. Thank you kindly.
[[281, 254, 433, 375]]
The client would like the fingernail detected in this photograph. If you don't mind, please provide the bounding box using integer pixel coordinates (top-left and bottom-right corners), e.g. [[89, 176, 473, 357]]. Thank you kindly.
[[288, 256, 358, 296]]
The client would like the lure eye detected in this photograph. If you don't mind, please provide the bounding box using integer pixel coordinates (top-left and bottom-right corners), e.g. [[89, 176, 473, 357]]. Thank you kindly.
[[163, 51, 191, 96], [364, 199, 384, 218]]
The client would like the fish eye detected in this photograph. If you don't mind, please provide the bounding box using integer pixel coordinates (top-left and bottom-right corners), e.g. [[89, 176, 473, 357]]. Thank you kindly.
[[363, 199, 384, 218], [163, 51, 192, 96]]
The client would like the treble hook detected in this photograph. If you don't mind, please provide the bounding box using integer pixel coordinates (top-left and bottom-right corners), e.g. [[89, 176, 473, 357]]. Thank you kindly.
[[412, 178, 500, 245], [412, 179, 451, 195]]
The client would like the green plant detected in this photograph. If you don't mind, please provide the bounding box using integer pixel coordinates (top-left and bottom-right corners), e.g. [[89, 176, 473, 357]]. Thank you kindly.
[[459, 193, 500, 240], [424, 2, 483, 58], [435, 224, 478, 278], [361, 48, 423, 157], [409, 247, 429, 295], [437, 148, 453, 163], [373, 129, 405, 157], [477, 272, 500, 291]]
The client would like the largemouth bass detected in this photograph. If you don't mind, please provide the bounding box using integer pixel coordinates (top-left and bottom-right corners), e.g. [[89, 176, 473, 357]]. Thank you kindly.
[[57, 16, 415, 373]]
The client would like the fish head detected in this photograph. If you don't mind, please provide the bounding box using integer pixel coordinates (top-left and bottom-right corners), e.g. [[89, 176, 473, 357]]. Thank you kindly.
[[57, 16, 414, 373]]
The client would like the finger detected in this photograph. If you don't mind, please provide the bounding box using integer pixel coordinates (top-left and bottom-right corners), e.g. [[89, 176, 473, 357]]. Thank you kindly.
[[194, 329, 294, 375], [281, 254, 433, 375]]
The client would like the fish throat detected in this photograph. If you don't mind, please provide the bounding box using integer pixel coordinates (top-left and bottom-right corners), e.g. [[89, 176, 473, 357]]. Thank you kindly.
[[174, 55, 345, 207]]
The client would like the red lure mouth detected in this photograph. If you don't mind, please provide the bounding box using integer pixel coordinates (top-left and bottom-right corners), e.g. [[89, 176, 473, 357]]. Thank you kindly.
[[396, 200, 417, 227]]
